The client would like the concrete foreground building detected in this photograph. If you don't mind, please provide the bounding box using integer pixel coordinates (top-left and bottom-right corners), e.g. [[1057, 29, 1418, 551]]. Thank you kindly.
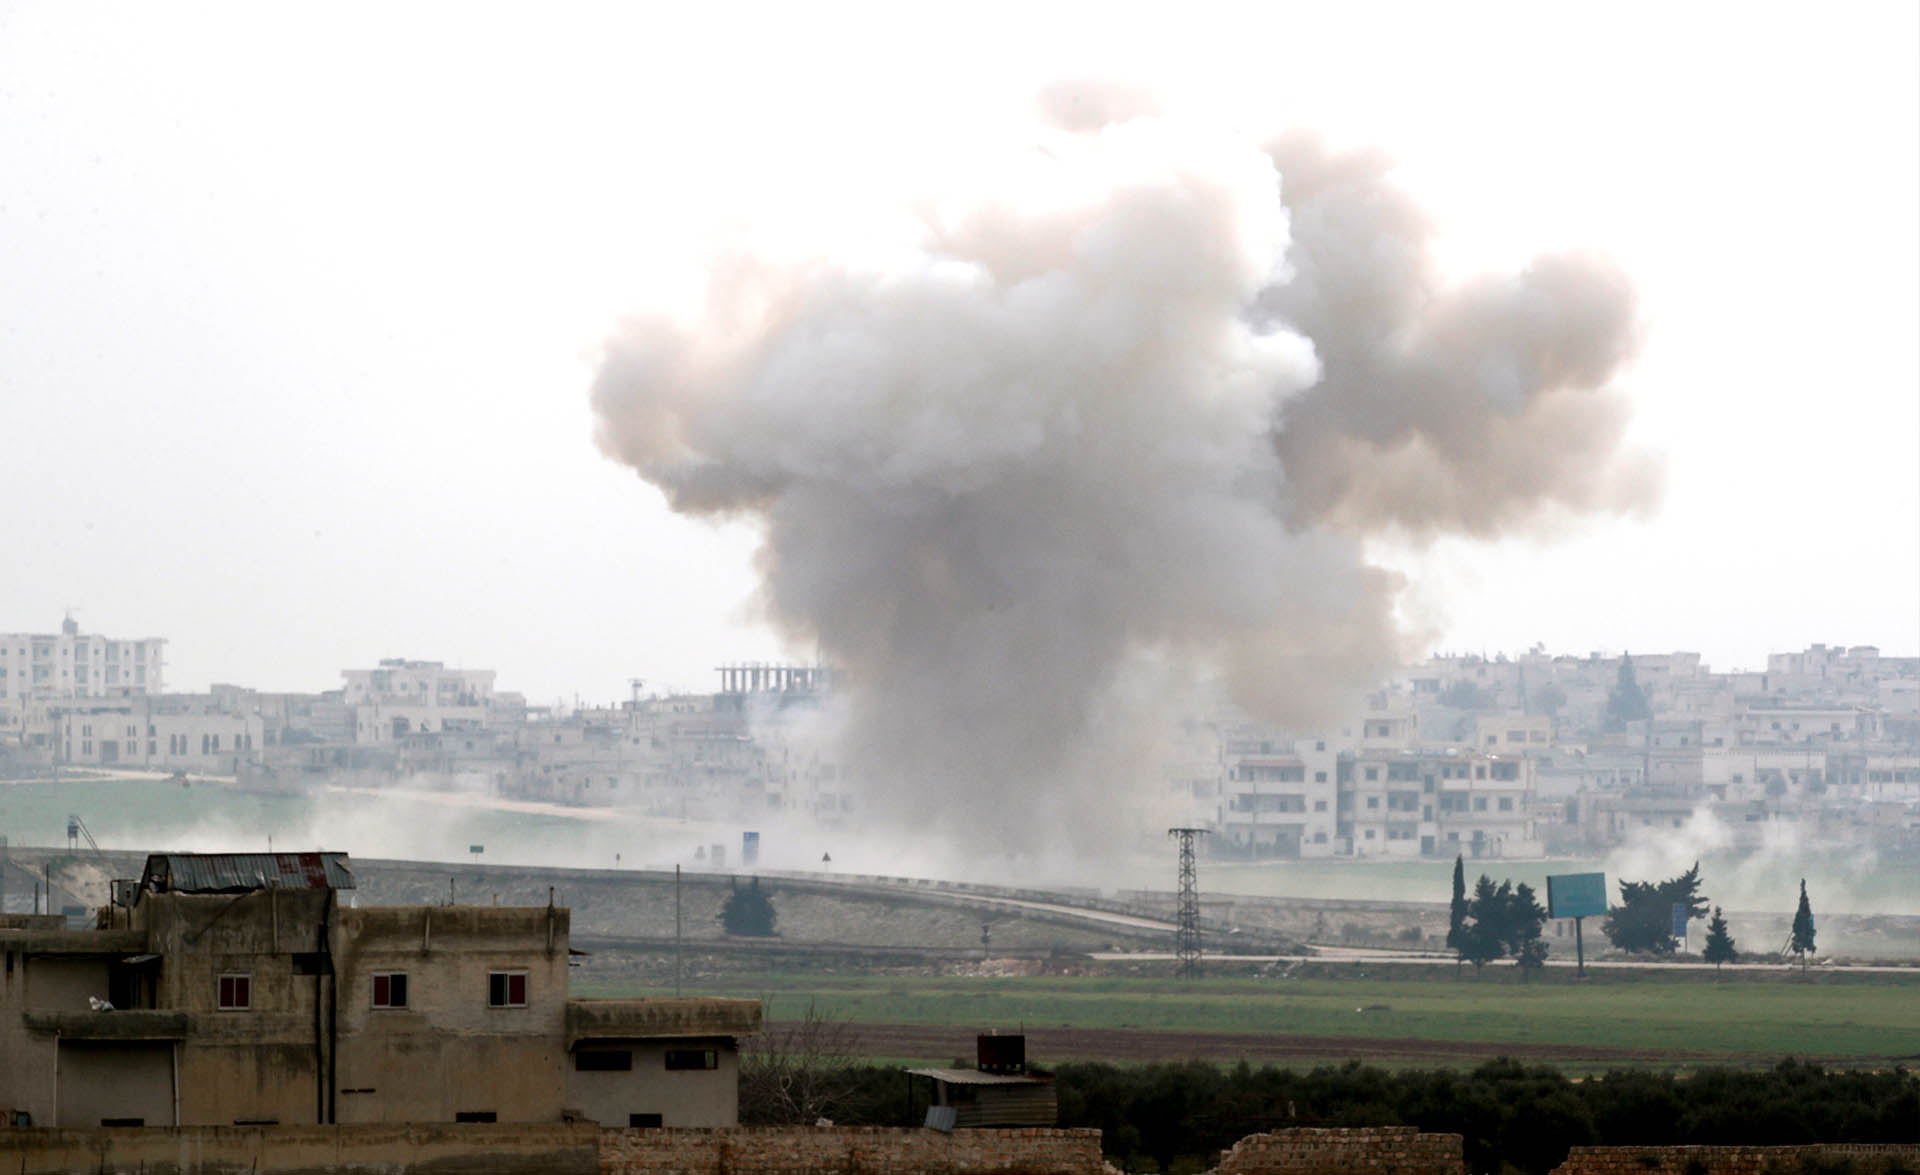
[[0, 852, 758, 1129]]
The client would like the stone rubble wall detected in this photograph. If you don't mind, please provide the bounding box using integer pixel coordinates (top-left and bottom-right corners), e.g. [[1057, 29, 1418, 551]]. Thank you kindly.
[[0, 1122, 600, 1175], [1212, 1126, 1468, 1175], [597, 1126, 1114, 1175], [1551, 1145, 1920, 1175]]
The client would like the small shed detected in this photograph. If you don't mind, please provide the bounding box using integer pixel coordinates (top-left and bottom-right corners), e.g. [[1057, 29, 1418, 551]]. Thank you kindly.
[[906, 1035, 1055, 1129]]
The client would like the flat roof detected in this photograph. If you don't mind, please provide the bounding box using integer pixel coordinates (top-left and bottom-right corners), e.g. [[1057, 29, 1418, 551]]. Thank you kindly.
[[904, 1069, 1051, 1086]]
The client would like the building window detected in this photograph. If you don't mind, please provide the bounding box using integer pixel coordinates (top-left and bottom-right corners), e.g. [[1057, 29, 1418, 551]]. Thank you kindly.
[[372, 972, 408, 1009], [664, 1049, 719, 1071], [218, 973, 252, 1010], [487, 971, 528, 1008], [454, 1111, 497, 1123], [1474, 797, 1488, 812], [1365, 796, 1379, 809], [629, 1113, 663, 1128], [1498, 797, 1514, 811], [576, 1050, 634, 1071]]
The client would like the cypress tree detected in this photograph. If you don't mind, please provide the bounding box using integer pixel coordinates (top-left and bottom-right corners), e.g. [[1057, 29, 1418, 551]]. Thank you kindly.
[[1702, 906, 1737, 969], [1447, 854, 1467, 957], [1605, 653, 1653, 731], [1790, 879, 1816, 969]]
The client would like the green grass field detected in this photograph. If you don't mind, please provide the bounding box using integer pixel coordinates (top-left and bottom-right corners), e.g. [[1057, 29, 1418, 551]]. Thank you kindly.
[[577, 966, 1920, 1068]]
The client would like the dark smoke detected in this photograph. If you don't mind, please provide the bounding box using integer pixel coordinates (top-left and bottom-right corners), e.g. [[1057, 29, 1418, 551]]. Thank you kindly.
[[589, 97, 1653, 868]]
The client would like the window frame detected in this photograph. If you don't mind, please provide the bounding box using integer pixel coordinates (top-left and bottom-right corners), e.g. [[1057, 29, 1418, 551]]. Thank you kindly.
[[663, 1048, 719, 1071], [217, 972, 252, 1011], [486, 970, 528, 1008], [371, 971, 408, 1010]]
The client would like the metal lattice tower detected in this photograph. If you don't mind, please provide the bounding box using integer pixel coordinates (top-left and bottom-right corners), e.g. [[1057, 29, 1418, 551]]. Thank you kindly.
[[1168, 827, 1209, 978]]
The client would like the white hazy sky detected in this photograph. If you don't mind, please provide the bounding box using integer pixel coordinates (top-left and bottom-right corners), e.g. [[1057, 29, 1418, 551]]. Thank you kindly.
[[3, 3, 1915, 703]]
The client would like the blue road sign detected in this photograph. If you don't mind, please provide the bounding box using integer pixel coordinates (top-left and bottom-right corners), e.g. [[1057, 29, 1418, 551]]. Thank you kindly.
[[1547, 872, 1607, 919]]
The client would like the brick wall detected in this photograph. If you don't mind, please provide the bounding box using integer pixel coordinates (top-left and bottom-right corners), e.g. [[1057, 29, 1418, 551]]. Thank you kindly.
[[1553, 1145, 1920, 1175], [1212, 1126, 1467, 1175], [597, 1126, 1114, 1175]]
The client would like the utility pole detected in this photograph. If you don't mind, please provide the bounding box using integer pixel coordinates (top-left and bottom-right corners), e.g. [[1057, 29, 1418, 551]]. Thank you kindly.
[[1167, 827, 1210, 978]]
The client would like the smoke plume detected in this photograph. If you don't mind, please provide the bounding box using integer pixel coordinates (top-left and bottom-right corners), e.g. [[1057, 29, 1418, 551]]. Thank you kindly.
[[590, 95, 1653, 865]]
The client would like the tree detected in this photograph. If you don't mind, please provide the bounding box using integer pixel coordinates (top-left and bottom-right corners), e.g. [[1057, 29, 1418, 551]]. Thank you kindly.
[[1516, 936, 1550, 981], [1702, 906, 1737, 970], [1447, 854, 1468, 957], [1790, 879, 1816, 969], [1601, 862, 1708, 956], [739, 999, 861, 1124], [1456, 875, 1507, 968], [1454, 874, 1548, 970], [1604, 654, 1653, 732], [720, 876, 778, 937]]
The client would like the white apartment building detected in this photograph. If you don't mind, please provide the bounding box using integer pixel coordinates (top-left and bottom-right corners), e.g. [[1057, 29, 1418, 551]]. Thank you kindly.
[[1425, 751, 1540, 858], [343, 659, 497, 742], [0, 617, 165, 706], [1215, 734, 1342, 857], [1215, 737, 1542, 860], [50, 694, 264, 774]]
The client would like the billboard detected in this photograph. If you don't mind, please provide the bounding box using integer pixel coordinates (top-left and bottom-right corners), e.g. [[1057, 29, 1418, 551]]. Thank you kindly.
[[1546, 872, 1608, 919]]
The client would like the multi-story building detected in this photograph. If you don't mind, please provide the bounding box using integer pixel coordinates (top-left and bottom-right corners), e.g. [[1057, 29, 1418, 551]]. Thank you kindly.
[[344, 659, 498, 743], [1215, 736, 1541, 860], [1215, 733, 1341, 857], [0, 852, 759, 1129], [45, 694, 265, 774], [0, 617, 167, 707]]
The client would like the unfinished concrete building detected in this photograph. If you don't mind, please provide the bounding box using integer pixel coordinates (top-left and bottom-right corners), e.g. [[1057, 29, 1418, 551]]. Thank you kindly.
[[0, 852, 758, 1129]]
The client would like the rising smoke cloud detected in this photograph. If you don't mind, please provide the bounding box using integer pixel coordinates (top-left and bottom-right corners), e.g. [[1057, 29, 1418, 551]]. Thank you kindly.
[[590, 92, 1654, 867]]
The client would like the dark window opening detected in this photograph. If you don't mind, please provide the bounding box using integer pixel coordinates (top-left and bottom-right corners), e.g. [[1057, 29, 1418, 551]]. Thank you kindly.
[[454, 1111, 497, 1124], [101, 1118, 145, 1127], [372, 972, 408, 1009], [664, 1049, 718, 1071], [218, 973, 251, 1010], [629, 1113, 663, 1128], [487, 971, 527, 1008], [291, 952, 331, 976], [234, 1119, 280, 1126], [576, 1050, 634, 1071]]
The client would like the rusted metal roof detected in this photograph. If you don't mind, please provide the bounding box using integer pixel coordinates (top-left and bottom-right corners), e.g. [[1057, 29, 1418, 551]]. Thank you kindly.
[[140, 852, 354, 894]]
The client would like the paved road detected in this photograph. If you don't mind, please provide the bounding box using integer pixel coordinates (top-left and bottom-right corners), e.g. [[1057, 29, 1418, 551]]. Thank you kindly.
[[1093, 948, 1920, 973]]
